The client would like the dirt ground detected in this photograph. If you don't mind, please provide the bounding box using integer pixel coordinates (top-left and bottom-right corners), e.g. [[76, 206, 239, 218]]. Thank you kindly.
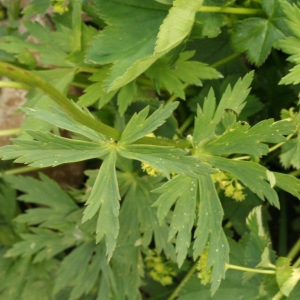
[[0, 83, 85, 189]]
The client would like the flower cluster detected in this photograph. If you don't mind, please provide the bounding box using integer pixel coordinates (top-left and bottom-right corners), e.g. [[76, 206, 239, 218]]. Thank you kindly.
[[145, 251, 176, 286], [51, 0, 69, 14], [196, 245, 212, 285], [141, 162, 163, 177], [212, 171, 246, 201]]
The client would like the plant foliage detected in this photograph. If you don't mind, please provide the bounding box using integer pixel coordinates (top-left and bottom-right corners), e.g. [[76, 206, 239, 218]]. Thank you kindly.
[[0, 0, 300, 299]]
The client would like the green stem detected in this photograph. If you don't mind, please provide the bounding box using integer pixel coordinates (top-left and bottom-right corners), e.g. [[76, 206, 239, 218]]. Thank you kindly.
[[287, 238, 300, 261], [225, 263, 276, 275], [168, 261, 199, 300], [0, 81, 30, 90], [0, 61, 121, 140], [178, 115, 194, 135], [268, 132, 295, 153], [0, 166, 41, 177], [71, 0, 83, 52], [199, 6, 264, 15], [0, 128, 20, 136], [272, 291, 284, 300]]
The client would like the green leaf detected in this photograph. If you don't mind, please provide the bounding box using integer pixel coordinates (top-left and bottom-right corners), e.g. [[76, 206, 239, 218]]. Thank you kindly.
[[77, 66, 118, 108], [85, 0, 203, 91], [145, 51, 222, 99], [244, 206, 272, 266], [194, 72, 254, 145], [204, 156, 280, 207], [0, 131, 110, 167], [119, 102, 179, 144], [231, 0, 289, 66], [119, 144, 215, 179], [85, 0, 168, 90], [203, 119, 295, 157], [82, 150, 120, 259], [280, 137, 300, 169], [273, 172, 300, 200], [276, 257, 300, 297], [278, 3, 300, 85], [117, 80, 138, 116], [22, 106, 106, 142], [4, 227, 80, 263], [22, 0, 50, 18], [5, 174, 78, 228], [194, 174, 229, 294], [54, 241, 116, 300], [153, 175, 197, 266]]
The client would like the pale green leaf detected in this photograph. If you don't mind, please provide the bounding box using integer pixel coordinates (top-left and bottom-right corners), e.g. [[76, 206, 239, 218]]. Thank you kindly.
[[153, 175, 197, 265], [82, 151, 120, 259], [155, 0, 204, 54], [275, 257, 300, 297], [119, 144, 215, 178], [194, 174, 229, 294], [119, 102, 179, 144], [0, 131, 110, 168]]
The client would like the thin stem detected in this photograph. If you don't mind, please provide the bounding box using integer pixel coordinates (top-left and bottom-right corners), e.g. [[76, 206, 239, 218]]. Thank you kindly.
[[0, 61, 121, 140], [199, 6, 264, 15], [0, 128, 20, 136], [178, 115, 194, 135], [168, 261, 199, 300], [0, 81, 30, 90], [0, 166, 40, 177], [225, 263, 276, 275], [272, 291, 284, 300], [211, 53, 241, 68], [293, 256, 300, 268], [268, 132, 295, 153], [287, 238, 300, 261]]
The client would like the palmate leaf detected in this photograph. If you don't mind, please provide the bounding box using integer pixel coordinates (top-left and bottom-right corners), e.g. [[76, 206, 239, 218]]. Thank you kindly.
[[231, 0, 289, 66], [118, 144, 215, 179], [153, 173, 228, 293], [119, 102, 178, 144], [194, 72, 253, 145], [53, 241, 115, 300], [4, 174, 77, 228], [82, 150, 120, 259], [203, 119, 295, 157], [145, 51, 222, 99], [0, 131, 110, 168], [4, 227, 82, 263], [278, 2, 300, 85], [86, 0, 203, 91]]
